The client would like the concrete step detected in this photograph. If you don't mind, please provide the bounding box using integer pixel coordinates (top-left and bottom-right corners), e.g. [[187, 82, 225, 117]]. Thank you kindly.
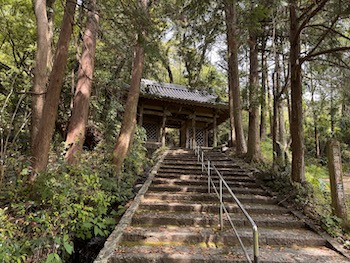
[[155, 173, 256, 182], [157, 169, 250, 176], [110, 244, 347, 263], [122, 226, 327, 247], [139, 201, 289, 215], [159, 164, 247, 172], [132, 211, 305, 229], [152, 178, 259, 188], [148, 184, 267, 195], [143, 192, 276, 204]]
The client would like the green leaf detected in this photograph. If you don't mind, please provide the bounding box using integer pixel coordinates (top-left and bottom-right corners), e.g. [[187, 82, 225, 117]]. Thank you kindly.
[[63, 241, 74, 255], [45, 253, 61, 263], [94, 225, 104, 236], [83, 222, 93, 229]]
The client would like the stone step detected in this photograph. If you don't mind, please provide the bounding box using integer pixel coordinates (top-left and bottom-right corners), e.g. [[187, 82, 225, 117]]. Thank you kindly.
[[160, 163, 246, 173], [114, 244, 347, 263], [148, 184, 267, 195], [163, 160, 243, 168], [143, 192, 276, 204], [152, 178, 259, 188], [132, 211, 305, 229], [111, 244, 347, 263], [139, 201, 289, 215], [157, 169, 250, 176], [122, 226, 327, 247], [155, 173, 256, 182]]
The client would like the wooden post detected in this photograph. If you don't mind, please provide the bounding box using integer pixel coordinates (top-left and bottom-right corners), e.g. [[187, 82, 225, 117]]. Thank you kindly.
[[161, 114, 166, 147], [192, 115, 196, 149], [213, 114, 217, 147], [138, 103, 144, 125], [327, 140, 348, 225], [205, 129, 209, 147]]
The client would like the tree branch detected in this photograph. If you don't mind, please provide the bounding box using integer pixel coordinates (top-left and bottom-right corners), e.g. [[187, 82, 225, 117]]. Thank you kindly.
[[297, 0, 330, 37], [304, 24, 350, 42], [301, 46, 350, 63], [305, 16, 339, 60]]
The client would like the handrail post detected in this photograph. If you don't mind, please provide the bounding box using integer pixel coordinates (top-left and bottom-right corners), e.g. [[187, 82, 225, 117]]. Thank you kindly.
[[220, 178, 223, 231], [207, 160, 211, 193], [253, 226, 259, 263]]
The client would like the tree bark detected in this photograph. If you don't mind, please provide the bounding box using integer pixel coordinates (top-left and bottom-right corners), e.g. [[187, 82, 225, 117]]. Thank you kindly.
[[113, 0, 149, 176], [47, 0, 56, 69], [113, 41, 145, 175], [247, 29, 260, 161], [31, 0, 49, 151], [224, 0, 247, 154], [65, 0, 99, 164], [289, 0, 305, 183], [260, 40, 267, 140], [31, 0, 77, 176]]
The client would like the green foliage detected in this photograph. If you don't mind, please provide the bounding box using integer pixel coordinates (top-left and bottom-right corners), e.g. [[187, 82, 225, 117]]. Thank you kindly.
[[260, 137, 274, 164], [0, 128, 148, 262]]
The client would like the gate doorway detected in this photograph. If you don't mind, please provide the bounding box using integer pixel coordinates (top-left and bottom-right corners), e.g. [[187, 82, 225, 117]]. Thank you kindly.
[[165, 128, 180, 147]]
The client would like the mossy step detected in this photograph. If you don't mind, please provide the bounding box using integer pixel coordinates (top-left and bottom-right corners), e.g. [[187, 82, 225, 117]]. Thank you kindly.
[[143, 192, 275, 204], [152, 178, 259, 188], [138, 201, 289, 214], [111, 244, 247, 263], [148, 184, 266, 194], [159, 165, 249, 173], [132, 211, 305, 229], [155, 174, 255, 182], [122, 226, 327, 247], [110, 244, 347, 263]]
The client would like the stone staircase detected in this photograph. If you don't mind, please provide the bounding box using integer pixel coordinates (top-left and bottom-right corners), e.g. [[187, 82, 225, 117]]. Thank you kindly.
[[96, 149, 349, 263]]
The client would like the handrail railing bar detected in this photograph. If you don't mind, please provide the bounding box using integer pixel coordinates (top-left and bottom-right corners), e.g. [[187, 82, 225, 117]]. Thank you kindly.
[[212, 163, 258, 230], [195, 146, 259, 263], [222, 205, 252, 263]]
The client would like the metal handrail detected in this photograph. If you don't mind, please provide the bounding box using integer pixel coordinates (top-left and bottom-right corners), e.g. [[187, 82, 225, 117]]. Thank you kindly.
[[194, 146, 259, 263]]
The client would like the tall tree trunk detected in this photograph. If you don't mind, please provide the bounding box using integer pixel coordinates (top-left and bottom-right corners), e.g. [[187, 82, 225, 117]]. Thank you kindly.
[[113, 42, 145, 175], [31, 0, 49, 150], [260, 40, 267, 140], [47, 0, 56, 69], [224, 0, 247, 154], [65, 0, 99, 164], [227, 37, 236, 147], [289, 0, 305, 183], [113, 0, 149, 176], [247, 29, 260, 161], [31, 0, 77, 176]]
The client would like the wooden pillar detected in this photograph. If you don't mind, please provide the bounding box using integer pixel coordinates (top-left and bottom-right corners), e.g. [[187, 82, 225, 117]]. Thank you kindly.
[[205, 129, 209, 147], [213, 114, 217, 147], [327, 140, 348, 225], [161, 115, 166, 147], [138, 103, 144, 126], [180, 121, 186, 148], [192, 115, 196, 149]]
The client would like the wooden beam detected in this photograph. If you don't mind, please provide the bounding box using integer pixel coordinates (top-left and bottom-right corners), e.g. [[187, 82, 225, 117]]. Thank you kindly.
[[143, 109, 172, 116]]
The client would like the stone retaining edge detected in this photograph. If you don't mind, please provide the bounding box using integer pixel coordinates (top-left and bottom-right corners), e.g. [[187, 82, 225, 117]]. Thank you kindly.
[[94, 149, 169, 263]]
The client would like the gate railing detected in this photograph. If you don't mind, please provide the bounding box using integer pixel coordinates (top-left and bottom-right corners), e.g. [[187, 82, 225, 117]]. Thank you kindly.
[[194, 146, 259, 263]]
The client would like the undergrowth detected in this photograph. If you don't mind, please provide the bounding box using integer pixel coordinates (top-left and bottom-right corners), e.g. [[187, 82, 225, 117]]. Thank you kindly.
[[255, 138, 350, 243], [0, 128, 151, 263]]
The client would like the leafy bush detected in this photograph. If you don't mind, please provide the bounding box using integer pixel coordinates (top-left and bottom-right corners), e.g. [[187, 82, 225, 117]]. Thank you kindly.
[[0, 127, 149, 263]]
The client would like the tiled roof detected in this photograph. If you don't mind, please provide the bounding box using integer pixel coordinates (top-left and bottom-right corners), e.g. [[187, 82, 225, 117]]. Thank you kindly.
[[140, 79, 223, 106]]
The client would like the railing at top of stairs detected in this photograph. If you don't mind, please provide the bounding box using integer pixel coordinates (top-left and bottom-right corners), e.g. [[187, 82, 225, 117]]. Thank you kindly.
[[194, 146, 259, 263]]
